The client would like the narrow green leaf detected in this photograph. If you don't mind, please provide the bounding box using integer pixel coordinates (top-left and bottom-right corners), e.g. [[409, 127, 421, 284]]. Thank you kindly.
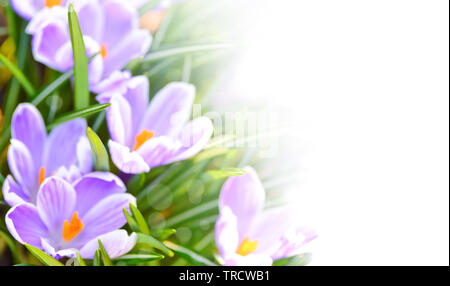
[[31, 69, 73, 106], [152, 228, 176, 240], [129, 203, 151, 235], [0, 173, 4, 184], [0, 53, 35, 97], [93, 249, 101, 266], [97, 239, 113, 266], [75, 251, 86, 266], [163, 241, 216, 266], [24, 244, 64, 266], [207, 168, 247, 180], [135, 233, 174, 257], [115, 253, 164, 264], [86, 127, 110, 171], [124, 208, 139, 232], [0, 230, 20, 264], [142, 43, 238, 64], [68, 3, 89, 110], [165, 199, 218, 227], [273, 253, 312, 266], [46, 103, 110, 130]]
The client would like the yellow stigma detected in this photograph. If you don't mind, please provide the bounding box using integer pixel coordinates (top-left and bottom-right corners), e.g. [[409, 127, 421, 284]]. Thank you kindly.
[[62, 212, 84, 242], [133, 129, 154, 151], [236, 237, 258, 256], [100, 43, 108, 60], [44, 0, 62, 8], [38, 167, 46, 187]]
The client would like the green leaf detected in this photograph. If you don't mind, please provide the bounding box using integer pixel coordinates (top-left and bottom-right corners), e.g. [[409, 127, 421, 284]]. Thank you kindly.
[[97, 239, 113, 266], [68, 3, 89, 110], [142, 43, 238, 64], [86, 127, 110, 171], [0, 52, 35, 97], [46, 103, 110, 130], [124, 208, 139, 232], [24, 244, 64, 266], [31, 69, 73, 107], [273, 253, 312, 266], [75, 251, 86, 266], [129, 203, 151, 235], [135, 233, 174, 257], [115, 253, 164, 264], [207, 168, 247, 179], [0, 230, 20, 264], [93, 249, 101, 266], [152, 228, 176, 240], [163, 241, 216, 266], [165, 199, 218, 227]]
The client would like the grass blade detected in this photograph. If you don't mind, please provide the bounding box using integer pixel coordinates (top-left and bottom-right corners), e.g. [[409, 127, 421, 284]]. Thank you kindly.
[[0, 53, 35, 97], [46, 103, 110, 130], [98, 239, 113, 266], [124, 208, 139, 232], [24, 244, 64, 266], [207, 168, 247, 179], [93, 249, 101, 266], [68, 3, 90, 110], [115, 253, 164, 264], [135, 233, 174, 257], [86, 127, 110, 171], [163, 241, 216, 266], [75, 251, 86, 266], [31, 69, 73, 106], [129, 203, 151, 235]]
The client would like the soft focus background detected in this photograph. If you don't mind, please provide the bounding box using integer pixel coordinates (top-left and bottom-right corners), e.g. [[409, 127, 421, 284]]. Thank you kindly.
[[228, 0, 449, 265]]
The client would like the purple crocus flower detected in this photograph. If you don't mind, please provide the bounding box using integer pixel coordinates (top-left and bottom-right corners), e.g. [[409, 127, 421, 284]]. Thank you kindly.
[[215, 167, 317, 266], [2, 103, 92, 207], [10, 0, 70, 21], [6, 173, 136, 259], [95, 71, 214, 174], [26, 0, 151, 86]]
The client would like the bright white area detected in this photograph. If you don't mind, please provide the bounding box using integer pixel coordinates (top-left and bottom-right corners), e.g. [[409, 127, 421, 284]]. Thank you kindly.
[[232, 0, 449, 265]]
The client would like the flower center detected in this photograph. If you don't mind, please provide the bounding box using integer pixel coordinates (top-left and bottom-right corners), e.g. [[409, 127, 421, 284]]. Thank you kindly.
[[44, 0, 62, 8], [100, 43, 108, 60], [133, 129, 154, 151], [38, 167, 46, 187], [62, 212, 84, 242], [236, 237, 258, 256]]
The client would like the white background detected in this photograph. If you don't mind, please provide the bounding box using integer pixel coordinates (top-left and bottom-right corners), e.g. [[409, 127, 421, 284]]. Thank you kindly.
[[233, 0, 449, 265]]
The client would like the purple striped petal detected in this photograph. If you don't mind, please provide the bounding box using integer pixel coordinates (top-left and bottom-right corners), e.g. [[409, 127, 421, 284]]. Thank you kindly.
[[219, 167, 266, 240], [76, 136, 93, 174], [11, 103, 46, 170], [78, 193, 136, 243], [44, 119, 88, 174], [2, 176, 29, 207], [8, 139, 38, 199], [36, 177, 76, 231], [79, 230, 137, 259], [73, 172, 126, 217], [140, 82, 195, 138], [108, 140, 151, 174], [5, 203, 48, 247], [92, 70, 132, 97], [106, 95, 133, 146], [136, 136, 181, 168]]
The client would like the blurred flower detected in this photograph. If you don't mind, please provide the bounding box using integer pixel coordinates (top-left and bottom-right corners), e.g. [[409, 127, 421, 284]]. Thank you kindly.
[[2, 103, 92, 207], [96, 71, 213, 174], [215, 167, 317, 266], [10, 0, 70, 21], [26, 0, 151, 86], [5, 174, 136, 259]]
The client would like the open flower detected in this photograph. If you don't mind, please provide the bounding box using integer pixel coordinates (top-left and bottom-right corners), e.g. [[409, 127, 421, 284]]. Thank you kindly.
[[96, 71, 213, 174], [26, 0, 151, 86], [2, 103, 92, 207], [6, 173, 136, 259], [215, 167, 317, 266], [10, 0, 70, 21]]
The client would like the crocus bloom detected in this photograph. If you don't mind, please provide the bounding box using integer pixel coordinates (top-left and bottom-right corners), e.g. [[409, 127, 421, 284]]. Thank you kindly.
[[6, 173, 136, 259], [10, 0, 70, 21], [96, 71, 214, 174], [26, 0, 151, 86], [215, 167, 317, 266], [2, 103, 92, 207]]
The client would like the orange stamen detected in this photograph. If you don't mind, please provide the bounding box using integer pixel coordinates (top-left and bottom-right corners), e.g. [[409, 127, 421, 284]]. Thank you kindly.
[[133, 129, 154, 151], [236, 237, 258, 256], [38, 167, 46, 187], [62, 212, 84, 242], [100, 43, 108, 59], [44, 0, 62, 8]]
